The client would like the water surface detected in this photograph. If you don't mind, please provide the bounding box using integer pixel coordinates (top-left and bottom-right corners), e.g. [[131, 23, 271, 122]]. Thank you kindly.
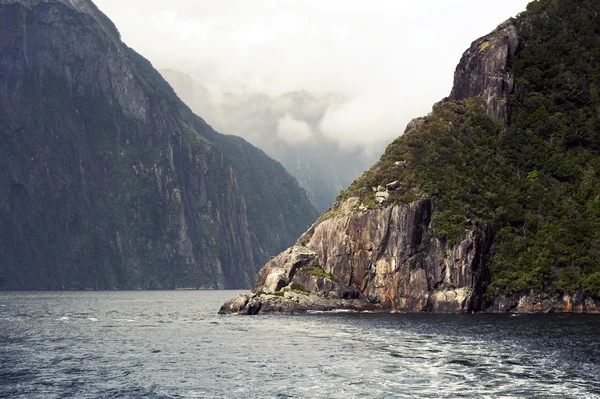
[[1, 291, 599, 398]]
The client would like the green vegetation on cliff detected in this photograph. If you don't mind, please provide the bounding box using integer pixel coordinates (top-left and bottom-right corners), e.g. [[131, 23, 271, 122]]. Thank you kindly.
[[339, 0, 600, 299], [493, 0, 600, 298]]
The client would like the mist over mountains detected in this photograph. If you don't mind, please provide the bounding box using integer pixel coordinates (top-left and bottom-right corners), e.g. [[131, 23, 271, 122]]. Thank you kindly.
[[161, 69, 379, 211], [91, 0, 532, 211]]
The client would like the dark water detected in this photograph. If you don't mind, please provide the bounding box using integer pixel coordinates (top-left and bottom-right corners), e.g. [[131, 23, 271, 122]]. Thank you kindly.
[[1, 291, 599, 399]]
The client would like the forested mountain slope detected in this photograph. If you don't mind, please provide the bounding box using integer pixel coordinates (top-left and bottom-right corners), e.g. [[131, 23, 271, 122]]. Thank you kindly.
[[0, 0, 318, 290]]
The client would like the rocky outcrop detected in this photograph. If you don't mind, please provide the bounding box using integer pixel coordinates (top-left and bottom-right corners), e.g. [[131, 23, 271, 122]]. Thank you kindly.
[[219, 291, 379, 315], [221, 195, 600, 314], [220, 197, 495, 314], [487, 293, 600, 314], [448, 20, 519, 121], [0, 0, 318, 290]]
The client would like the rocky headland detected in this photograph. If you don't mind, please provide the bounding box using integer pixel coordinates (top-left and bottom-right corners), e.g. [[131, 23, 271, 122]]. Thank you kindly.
[[221, 1, 600, 314]]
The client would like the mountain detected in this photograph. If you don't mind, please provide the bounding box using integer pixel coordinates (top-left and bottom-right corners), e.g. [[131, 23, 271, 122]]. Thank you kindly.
[[221, 0, 600, 314], [159, 69, 378, 212], [0, 0, 319, 290]]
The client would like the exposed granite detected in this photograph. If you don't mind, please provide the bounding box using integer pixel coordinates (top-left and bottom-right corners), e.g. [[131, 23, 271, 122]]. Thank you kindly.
[[488, 293, 600, 314], [448, 20, 519, 121], [221, 197, 495, 314]]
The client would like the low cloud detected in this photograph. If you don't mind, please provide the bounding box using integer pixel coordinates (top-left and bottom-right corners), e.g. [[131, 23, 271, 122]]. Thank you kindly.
[[320, 91, 421, 151], [277, 115, 314, 145]]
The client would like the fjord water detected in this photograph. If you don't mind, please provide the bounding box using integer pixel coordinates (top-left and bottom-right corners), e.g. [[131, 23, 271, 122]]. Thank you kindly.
[[1, 291, 599, 399]]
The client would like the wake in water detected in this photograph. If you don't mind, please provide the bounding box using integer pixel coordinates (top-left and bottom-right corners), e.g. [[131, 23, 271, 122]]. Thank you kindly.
[[1, 291, 599, 398]]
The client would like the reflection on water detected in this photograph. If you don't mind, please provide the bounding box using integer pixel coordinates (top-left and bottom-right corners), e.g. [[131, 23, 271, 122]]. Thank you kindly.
[[1, 291, 599, 398]]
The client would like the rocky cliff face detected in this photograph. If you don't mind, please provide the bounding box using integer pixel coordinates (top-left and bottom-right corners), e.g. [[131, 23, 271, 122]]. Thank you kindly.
[[448, 20, 519, 121], [222, 21, 514, 315], [0, 0, 318, 290], [221, 198, 494, 314]]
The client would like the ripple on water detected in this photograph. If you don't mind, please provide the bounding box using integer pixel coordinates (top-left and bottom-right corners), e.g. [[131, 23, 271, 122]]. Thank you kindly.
[[1, 292, 600, 399]]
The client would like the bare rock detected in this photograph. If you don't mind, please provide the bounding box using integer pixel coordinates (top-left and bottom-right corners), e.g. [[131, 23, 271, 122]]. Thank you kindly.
[[255, 247, 317, 293], [449, 20, 519, 121], [222, 197, 495, 314], [375, 191, 390, 204], [386, 181, 401, 191], [218, 291, 380, 315]]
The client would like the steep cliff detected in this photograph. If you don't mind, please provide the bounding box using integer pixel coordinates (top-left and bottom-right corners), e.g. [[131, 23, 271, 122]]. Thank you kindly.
[[221, 0, 600, 314], [448, 20, 519, 121], [0, 0, 318, 290], [221, 198, 494, 314]]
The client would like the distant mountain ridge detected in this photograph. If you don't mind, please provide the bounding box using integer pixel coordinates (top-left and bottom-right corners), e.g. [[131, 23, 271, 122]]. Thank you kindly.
[[0, 0, 318, 290]]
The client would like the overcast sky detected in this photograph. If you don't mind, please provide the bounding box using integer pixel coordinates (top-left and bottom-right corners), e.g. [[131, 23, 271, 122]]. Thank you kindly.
[[94, 0, 532, 150]]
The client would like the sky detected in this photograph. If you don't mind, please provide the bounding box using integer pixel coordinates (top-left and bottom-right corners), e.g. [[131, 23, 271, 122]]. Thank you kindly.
[[94, 0, 533, 151]]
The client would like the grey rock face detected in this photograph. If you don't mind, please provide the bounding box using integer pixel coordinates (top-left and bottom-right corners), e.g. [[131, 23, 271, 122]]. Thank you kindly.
[[487, 293, 600, 314], [449, 20, 519, 121], [0, 0, 318, 290], [221, 198, 495, 314]]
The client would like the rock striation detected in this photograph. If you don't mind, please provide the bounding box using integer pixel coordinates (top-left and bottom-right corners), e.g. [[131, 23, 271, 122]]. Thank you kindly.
[[0, 0, 318, 290], [220, 198, 495, 314]]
